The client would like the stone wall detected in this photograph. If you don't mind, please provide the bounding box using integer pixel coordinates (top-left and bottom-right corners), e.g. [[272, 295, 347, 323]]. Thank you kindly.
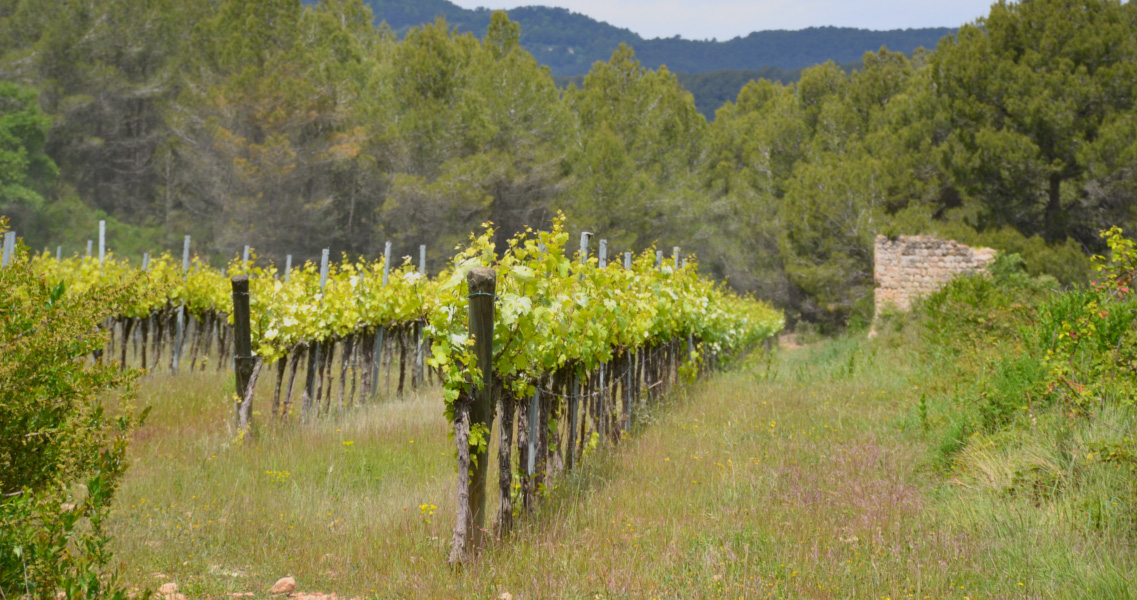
[[874, 235, 997, 317]]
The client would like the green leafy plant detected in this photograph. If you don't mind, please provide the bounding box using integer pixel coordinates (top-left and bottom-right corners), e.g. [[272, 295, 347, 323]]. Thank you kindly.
[[0, 220, 148, 599]]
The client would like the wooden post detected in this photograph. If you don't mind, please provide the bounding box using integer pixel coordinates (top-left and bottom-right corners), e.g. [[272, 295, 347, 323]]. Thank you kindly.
[[171, 240, 190, 375], [597, 239, 607, 443], [496, 386, 515, 538], [566, 373, 578, 471], [655, 250, 663, 269], [382, 241, 392, 285], [579, 231, 591, 263], [449, 267, 496, 565], [55, 245, 61, 261], [232, 276, 257, 435], [370, 241, 391, 398], [301, 342, 317, 420], [1, 231, 14, 267], [242, 245, 250, 267], [171, 305, 186, 374], [304, 250, 331, 419], [673, 246, 680, 268], [86, 240, 92, 258], [415, 244, 426, 388], [623, 252, 633, 431], [319, 249, 329, 288], [142, 252, 150, 271], [527, 388, 539, 476], [284, 254, 292, 282], [98, 220, 105, 265]]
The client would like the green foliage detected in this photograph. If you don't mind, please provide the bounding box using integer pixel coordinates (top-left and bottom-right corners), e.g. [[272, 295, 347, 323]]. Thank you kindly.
[[0, 82, 56, 209], [0, 221, 146, 599], [2, 0, 1135, 333], [931, 0, 1137, 243], [898, 228, 1137, 532]]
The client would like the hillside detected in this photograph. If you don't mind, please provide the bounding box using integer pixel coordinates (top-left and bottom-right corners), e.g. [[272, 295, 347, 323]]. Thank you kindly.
[[362, 0, 953, 76]]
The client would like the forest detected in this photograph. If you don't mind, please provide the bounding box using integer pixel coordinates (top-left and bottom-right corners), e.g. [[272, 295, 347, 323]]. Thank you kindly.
[[2, 0, 1136, 330], [362, 0, 951, 76]]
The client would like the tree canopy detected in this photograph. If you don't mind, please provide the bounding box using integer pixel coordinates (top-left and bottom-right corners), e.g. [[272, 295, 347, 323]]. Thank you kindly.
[[1, 0, 1133, 329]]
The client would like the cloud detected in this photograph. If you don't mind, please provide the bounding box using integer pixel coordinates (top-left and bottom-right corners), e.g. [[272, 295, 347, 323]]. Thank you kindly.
[[448, 0, 994, 40]]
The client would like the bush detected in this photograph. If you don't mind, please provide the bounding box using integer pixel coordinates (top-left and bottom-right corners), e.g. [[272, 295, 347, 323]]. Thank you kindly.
[[0, 220, 147, 599], [906, 228, 1137, 530]]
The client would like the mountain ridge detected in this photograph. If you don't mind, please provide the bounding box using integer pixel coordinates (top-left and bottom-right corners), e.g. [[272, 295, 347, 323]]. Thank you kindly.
[[361, 0, 954, 76]]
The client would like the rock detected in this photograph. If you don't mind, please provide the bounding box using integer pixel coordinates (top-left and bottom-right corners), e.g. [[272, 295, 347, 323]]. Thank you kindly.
[[158, 583, 178, 595], [270, 576, 297, 595], [498, 593, 513, 600]]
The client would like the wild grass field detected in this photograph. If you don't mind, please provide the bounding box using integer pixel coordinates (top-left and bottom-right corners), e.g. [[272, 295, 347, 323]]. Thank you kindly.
[[108, 336, 1135, 599]]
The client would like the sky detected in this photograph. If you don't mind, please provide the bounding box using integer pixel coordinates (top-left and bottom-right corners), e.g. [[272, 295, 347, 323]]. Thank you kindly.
[[447, 0, 997, 40]]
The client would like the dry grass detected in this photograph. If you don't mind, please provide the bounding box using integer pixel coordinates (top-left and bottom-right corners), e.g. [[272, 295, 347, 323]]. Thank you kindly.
[[108, 339, 1135, 598]]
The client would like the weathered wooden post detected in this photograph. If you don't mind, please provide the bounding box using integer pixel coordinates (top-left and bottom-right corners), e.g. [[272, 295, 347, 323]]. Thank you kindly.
[[566, 232, 590, 470], [598, 239, 608, 444], [171, 240, 190, 375], [284, 254, 292, 282], [655, 249, 663, 269], [369, 241, 392, 399], [449, 267, 496, 565], [302, 249, 331, 420], [414, 244, 426, 388], [98, 220, 106, 265], [232, 275, 258, 436], [528, 388, 539, 477], [86, 240, 92, 258], [1, 231, 14, 267], [242, 245, 250, 267], [623, 251, 633, 432], [55, 245, 61, 261]]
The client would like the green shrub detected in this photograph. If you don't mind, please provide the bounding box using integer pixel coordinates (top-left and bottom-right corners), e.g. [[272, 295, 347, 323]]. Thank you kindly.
[[0, 220, 147, 599], [907, 227, 1137, 534], [928, 223, 1091, 285], [977, 354, 1048, 431]]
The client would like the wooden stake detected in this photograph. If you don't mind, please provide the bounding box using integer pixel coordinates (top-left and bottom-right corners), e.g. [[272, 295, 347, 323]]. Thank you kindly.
[[232, 275, 256, 435], [449, 267, 496, 565], [496, 386, 515, 538], [98, 220, 105, 265]]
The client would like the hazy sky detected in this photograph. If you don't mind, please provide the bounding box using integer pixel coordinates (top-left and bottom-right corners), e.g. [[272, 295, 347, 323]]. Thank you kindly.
[[447, 0, 996, 40]]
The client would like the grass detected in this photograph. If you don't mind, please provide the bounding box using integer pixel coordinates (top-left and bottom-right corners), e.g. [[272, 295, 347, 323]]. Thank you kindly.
[[108, 338, 1136, 598]]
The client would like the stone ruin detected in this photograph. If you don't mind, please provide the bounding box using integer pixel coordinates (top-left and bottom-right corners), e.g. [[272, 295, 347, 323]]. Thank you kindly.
[[873, 234, 997, 320]]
